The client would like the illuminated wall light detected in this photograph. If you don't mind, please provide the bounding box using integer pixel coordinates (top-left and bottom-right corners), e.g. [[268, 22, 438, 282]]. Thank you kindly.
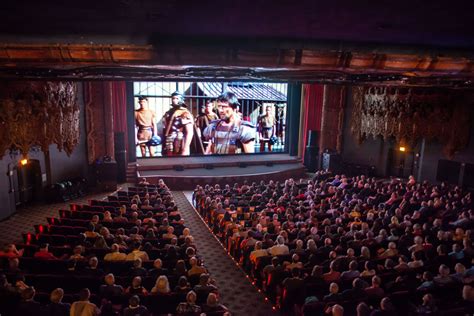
[[399, 146, 406, 152], [20, 158, 28, 166]]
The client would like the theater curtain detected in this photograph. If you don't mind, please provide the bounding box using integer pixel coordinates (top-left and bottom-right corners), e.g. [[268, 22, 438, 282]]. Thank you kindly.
[[302, 84, 324, 161]]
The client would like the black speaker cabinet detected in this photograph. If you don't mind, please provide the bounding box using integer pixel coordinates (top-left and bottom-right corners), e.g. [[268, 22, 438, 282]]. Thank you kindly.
[[436, 159, 461, 184], [307, 130, 320, 147], [114, 132, 127, 183], [304, 146, 319, 172], [96, 161, 117, 191], [322, 152, 342, 173], [463, 163, 474, 187]]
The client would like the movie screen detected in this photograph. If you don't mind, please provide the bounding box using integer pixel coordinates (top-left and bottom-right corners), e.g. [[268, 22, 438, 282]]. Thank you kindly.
[[134, 81, 288, 157]]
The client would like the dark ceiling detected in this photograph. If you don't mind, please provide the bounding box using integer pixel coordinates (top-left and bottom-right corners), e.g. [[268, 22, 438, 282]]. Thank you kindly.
[[1, 0, 474, 50]]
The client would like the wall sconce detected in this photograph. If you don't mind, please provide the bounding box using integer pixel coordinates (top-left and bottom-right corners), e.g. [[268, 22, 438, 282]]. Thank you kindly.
[[399, 146, 406, 152]]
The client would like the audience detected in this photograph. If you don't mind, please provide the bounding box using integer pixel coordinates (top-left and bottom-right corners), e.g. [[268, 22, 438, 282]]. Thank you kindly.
[[195, 175, 473, 315]]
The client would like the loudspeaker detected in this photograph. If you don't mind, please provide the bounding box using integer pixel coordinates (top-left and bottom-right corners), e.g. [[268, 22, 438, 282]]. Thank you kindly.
[[96, 161, 117, 191], [322, 152, 342, 173], [307, 130, 320, 147], [239, 162, 248, 168], [304, 146, 319, 172], [436, 159, 461, 184], [173, 165, 184, 171], [204, 164, 214, 170], [265, 162, 274, 167], [114, 132, 127, 183], [463, 163, 474, 187]]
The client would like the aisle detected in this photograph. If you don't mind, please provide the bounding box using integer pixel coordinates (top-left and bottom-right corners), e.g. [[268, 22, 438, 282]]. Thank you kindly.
[[173, 191, 279, 316]]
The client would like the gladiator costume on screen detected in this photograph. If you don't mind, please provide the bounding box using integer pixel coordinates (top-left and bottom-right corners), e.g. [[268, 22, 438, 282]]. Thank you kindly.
[[258, 105, 275, 139], [195, 100, 219, 150], [162, 91, 194, 156], [203, 92, 256, 154], [135, 96, 156, 157]]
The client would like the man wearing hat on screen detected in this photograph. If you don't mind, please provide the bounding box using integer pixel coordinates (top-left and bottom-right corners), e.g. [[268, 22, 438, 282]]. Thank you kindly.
[[135, 96, 157, 157], [203, 92, 256, 154], [162, 91, 194, 156]]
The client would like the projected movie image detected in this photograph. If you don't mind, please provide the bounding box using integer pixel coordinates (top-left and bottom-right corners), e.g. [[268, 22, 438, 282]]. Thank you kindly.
[[134, 82, 287, 157]]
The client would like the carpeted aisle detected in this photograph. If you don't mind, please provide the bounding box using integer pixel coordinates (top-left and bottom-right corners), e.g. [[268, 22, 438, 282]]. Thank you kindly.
[[0, 192, 111, 245], [174, 191, 279, 316]]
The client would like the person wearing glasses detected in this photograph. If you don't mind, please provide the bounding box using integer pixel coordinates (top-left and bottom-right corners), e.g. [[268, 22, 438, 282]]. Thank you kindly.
[[203, 92, 255, 154]]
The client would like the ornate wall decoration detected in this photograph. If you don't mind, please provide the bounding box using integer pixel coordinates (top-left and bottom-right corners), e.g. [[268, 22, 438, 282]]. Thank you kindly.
[[0, 81, 79, 158], [351, 86, 470, 157]]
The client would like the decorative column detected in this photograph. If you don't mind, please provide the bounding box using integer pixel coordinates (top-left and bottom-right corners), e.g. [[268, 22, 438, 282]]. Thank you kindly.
[[320, 85, 346, 153], [84, 82, 115, 164]]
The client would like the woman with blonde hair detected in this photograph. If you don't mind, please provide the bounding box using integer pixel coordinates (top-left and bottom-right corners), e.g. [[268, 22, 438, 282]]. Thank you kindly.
[[151, 275, 170, 294]]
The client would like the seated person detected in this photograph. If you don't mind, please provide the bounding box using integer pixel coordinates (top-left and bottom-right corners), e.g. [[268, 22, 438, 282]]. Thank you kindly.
[[16, 286, 41, 315], [201, 293, 229, 314], [83, 257, 105, 277], [70, 288, 100, 316], [151, 275, 171, 295], [323, 283, 341, 302], [176, 290, 201, 315], [103, 243, 127, 261], [126, 242, 149, 261], [99, 273, 124, 300], [123, 295, 149, 316], [126, 277, 148, 296], [33, 243, 58, 260], [45, 288, 70, 316], [130, 258, 148, 278]]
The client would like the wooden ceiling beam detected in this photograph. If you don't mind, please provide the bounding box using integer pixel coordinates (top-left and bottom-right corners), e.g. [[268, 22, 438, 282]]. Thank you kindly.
[[0, 43, 473, 86]]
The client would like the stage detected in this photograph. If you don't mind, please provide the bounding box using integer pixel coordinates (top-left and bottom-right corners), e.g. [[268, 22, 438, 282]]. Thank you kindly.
[[136, 154, 306, 189]]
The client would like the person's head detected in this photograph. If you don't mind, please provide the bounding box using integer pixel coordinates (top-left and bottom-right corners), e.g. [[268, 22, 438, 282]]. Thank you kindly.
[[132, 276, 142, 288], [155, 275, 170, 293], [216, 92, 239, 122], [138, 96, 148, 109], [199, 273, 210, 285], [463, 285, 474, 301], [380, 297, 393, 311], [129, 295, 140, 308], [50, 288, 64, 304], [329, 282, 339, 294], [104, 273, 115, 285], [171, 91, 184, 106], [372, 275, 381, 287], [439, 264, 450, 276], [357, 302, 370, 316], [153, 258, 163, 269], [349, 260, 358, 271], [22, 286, 35, 300], [89, 256, 98, 268], [186, 290, 197, 304], [189, 256, 198, 267], [9, 257, 19, 269], [332, 304, 344, 316], [360, 246, 370, 258], [206, 292, 218, 307], [422, 293, 434, 305], [178, 276, 189, 288], [276, 235, 285, 245], [204, 100, 214, 114], [455, 263, 466, 274], [134, 258, 143, 268], [79, 288, 90, 301]]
